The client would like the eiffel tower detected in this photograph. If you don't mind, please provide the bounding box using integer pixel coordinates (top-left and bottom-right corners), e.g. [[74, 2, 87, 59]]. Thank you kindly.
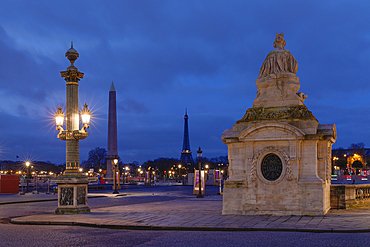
[[180, 109, 194, 165]]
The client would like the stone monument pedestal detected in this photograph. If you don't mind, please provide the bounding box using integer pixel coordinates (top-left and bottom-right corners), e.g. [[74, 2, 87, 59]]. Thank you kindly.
[[253, 73, 306, 108], [221, 33, 336, 216], [55, 177, 90, 214], [222, 112, 336, 216]]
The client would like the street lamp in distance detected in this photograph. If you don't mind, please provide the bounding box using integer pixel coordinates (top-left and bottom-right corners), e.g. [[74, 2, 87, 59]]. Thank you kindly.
[[196, 147, 204, 198], [205, 164, 209, 180], [113, 158, 119, 194], [178, 164, 182, 183], [25, 161, 31, 193], [125, 166, 130, 184]]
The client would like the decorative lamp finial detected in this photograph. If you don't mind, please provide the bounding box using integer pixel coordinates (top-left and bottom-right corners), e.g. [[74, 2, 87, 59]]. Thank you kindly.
[[65, 41, 79, 66]]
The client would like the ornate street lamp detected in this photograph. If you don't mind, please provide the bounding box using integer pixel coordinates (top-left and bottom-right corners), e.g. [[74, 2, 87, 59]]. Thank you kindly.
[[147, 167, 151, 185], [218, 170, 224, 195], [178, 164, 182, 183], [138, 167, 141, 181], [25, 161, 31, 193], [125, 166, 130, 184], [196, 147, 204, 198], [54, 42, 91, 214], [332, 156, 339, 175], [113, 158, 119, 194]]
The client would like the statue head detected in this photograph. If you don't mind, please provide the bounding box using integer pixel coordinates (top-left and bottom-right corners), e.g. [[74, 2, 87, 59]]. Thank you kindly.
[[273, 33, 286, 49]]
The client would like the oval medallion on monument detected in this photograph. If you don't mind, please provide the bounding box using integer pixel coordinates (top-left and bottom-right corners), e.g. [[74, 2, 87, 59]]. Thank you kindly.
[[261, 153, 283, 181]]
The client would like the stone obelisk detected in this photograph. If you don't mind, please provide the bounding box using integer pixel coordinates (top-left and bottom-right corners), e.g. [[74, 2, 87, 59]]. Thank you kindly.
[[106, 82, 119, 187]]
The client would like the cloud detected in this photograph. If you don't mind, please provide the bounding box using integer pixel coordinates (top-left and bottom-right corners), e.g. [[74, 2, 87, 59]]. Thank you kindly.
[[1, 1, 370, 164], [118, 98, 150, 114]]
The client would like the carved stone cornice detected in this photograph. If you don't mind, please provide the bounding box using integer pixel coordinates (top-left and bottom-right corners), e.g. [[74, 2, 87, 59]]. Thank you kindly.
[[237, 105, 316, 123]]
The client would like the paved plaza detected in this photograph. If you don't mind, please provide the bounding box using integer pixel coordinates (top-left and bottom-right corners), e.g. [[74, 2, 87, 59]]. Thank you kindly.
[[0, 186, 370, 233]]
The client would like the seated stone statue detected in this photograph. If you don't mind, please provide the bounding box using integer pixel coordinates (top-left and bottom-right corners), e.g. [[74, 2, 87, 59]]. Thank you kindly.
[[253, 33, 305, 108], [259, 33, 298, 78]]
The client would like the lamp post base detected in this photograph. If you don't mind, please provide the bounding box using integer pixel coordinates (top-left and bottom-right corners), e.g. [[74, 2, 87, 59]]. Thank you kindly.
[[196, 192, 204, 198], [55, 207, 90, 214], [55, 177, 90, 215]]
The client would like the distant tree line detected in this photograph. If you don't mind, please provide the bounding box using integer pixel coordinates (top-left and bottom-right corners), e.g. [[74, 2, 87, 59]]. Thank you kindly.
[[141, 156, 228, 177], [1, 147, 229, 175], [80, 147, 228, 176], [0, 160, 62, 174]]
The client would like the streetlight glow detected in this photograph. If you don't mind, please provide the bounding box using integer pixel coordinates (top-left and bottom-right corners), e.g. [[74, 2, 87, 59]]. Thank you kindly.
[[81, 103, 91, 124], [55, 107, 65, 127]]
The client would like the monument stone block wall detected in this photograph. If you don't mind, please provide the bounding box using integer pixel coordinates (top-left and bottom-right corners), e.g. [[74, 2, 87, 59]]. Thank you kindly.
[[222, 33, 336, 216]]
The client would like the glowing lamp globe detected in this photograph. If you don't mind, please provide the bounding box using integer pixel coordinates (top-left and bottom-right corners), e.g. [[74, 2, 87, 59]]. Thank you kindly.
[[81, 103, 91, 124], [55, 107, 65, 126], [197, 147, 202, 158]]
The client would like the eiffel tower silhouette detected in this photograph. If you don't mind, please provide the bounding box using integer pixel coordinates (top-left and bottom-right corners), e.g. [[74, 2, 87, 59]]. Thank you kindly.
[[180, 109, 194, 165]]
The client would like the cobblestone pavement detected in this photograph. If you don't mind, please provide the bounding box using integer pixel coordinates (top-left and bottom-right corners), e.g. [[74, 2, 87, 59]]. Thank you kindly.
[[6, 192, 370, 233]]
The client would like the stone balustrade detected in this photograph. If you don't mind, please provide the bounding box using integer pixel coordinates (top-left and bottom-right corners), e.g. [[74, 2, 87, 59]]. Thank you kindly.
[[331, 184, 370, 209]]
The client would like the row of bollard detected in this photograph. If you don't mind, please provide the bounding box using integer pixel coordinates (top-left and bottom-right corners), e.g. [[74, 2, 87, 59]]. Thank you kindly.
[[20, 177, 51, 195]]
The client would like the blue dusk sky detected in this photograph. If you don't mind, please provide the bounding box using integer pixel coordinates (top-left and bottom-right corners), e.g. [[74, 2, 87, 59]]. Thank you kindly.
[[0, 1, 369, 164]]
